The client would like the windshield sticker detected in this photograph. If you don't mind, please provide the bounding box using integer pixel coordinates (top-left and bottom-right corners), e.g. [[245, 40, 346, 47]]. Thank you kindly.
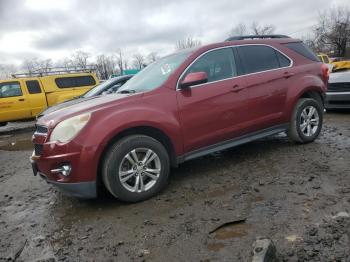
[[161, 64, 172, 75]]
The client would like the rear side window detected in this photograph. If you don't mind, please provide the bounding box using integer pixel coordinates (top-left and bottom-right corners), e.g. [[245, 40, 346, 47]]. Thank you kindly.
[[184, 48, 237, 84], [236, 46, 279, 74], [55, 76, 96, 89], [283, 42, 320, 62], [0, 82, 22, 98], [26, 80, 42, 94]]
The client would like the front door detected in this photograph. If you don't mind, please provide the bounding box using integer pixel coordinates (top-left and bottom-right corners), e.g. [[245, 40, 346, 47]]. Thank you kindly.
[[0, 81, 30, 122], [176, 47, 248, 153]]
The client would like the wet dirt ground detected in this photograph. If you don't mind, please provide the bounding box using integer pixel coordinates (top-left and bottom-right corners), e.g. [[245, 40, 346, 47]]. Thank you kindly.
[[0, 113, 349, 262]]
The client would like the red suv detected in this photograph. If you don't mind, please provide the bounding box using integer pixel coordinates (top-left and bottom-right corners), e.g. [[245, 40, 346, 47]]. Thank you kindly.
[[31, 36, 328, 202]]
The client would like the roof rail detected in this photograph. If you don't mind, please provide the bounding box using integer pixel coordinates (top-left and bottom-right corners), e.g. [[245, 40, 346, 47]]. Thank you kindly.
[[225, 34, 290, 41], [12, 65, 97, 78]]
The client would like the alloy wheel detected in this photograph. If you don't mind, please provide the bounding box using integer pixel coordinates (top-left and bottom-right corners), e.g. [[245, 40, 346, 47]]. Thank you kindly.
[[118, 148, 161, 193], [300, 106, 319, 137]]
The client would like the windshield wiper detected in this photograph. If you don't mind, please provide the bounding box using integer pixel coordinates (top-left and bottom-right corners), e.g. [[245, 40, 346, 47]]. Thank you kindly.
[[117, 89, 136, 94]]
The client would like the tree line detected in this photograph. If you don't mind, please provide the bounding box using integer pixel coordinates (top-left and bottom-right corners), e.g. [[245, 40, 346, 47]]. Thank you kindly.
[[14, 49, 159, 80], [0, 39, 200, 80]]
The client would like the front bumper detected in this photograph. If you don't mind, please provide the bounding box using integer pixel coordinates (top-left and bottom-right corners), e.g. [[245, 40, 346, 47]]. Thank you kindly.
[[325, 91, 350, 109], [31, 156, 97, 198], [30, 123, 99, 199]]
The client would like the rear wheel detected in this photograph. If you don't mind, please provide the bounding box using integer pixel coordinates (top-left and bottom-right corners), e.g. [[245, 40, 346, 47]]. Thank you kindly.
[[288, 98, 323, 143], [102, 135, 170, 202]]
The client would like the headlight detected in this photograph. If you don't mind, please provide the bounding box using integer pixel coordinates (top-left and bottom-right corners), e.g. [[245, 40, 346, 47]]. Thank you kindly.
[[50, 113, 91, 143]]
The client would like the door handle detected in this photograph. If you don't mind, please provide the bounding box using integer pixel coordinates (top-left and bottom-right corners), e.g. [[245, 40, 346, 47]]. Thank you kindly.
[[231, 85, 245, 93], [18, 98, 25, 101], [283, 72, 295, 78]]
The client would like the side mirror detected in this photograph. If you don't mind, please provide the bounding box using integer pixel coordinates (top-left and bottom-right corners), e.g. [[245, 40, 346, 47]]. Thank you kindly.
[[179, 72, 208, 89]]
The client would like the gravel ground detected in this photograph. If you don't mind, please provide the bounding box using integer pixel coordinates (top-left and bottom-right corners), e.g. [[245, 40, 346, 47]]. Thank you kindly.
[[0, 112, 349, 262]]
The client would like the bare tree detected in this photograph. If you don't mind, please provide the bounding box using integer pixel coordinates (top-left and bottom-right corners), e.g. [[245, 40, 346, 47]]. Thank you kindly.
[[228, 22, 275, 38], [301, 34, 321, 53], [176, 37, 202, 50], [71, 50, 90, 69], [132, 53, 146, 70], [22, 58, 38, 75], [61, 57, 73, 70], [229, 23, 247, 37], [313, 6, 350, 57], [20, 58, 53, 76], [250, 21, 276, 35], [147, 52, 159, 64], [95, 54, 117, 79], [36, 59, 53, 74]]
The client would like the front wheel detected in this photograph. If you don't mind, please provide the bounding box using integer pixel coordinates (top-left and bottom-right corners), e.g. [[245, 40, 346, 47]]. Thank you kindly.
[[288, 98, 323, 143], [102, 135, 170, 202]]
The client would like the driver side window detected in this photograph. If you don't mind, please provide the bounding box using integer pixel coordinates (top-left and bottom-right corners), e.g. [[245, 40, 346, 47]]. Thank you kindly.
[[0, 82, 22, 98], [184, 48, 237, 85]]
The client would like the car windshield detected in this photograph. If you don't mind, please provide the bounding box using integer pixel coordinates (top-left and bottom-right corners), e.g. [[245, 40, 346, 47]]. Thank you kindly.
[[118, 50, 192, 94], [83, 78, 122, 97]]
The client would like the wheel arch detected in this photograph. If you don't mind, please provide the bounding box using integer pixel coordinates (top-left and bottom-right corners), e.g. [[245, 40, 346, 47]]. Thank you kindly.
[[299, 90, 324, 108], [286, 86, 325, 121]]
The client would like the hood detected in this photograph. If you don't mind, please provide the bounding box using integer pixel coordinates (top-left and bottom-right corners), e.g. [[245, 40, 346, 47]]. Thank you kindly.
[[329, 70, 350, 84], [37, 96, 98, 118], [37, 93, 140, 128]]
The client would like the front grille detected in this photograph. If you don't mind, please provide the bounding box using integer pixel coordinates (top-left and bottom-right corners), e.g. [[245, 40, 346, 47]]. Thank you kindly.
[[328, 82, 350, 92], [34, 144, 43, 156], [35, 125, 48, 134]]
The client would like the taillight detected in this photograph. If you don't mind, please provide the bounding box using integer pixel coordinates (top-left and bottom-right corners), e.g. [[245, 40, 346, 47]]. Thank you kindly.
[[321, 63, 329, 82]]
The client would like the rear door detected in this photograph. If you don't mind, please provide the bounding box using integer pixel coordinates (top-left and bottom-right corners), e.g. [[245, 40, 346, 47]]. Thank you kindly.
[[0, 80, 31, 122], [177, 47, 248, 153], [235, 45, 292, 129], [25, 79, 47, 117]]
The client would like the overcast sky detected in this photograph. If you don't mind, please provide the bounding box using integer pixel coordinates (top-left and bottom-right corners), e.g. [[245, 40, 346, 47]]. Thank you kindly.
[[0, 0, 348, 66]]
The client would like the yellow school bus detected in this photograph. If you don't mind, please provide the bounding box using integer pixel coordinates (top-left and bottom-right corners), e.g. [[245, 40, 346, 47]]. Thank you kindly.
[[0, 67, 99, 126]]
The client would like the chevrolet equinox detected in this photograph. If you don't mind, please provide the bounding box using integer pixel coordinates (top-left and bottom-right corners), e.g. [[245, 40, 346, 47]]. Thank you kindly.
[[31, 36, 329, 202]]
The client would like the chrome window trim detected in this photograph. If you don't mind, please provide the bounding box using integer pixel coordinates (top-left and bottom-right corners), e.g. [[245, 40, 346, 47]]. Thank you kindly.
[[326, 92, 350, 95], [176, 44, 294, 90]]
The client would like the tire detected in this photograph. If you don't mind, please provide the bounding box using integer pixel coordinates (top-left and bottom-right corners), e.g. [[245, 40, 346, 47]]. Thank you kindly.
[[102, 135, 170, 202], [288, 98, 323, 143], [0, 122, 7, 127]]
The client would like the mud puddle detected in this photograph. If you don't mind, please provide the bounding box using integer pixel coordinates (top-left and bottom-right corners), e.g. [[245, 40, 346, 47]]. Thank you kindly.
[[207, 221, 251, 253], [213, 223, 251, 240], [0, 133, 33, 151], [207, 242, 226, 252]]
